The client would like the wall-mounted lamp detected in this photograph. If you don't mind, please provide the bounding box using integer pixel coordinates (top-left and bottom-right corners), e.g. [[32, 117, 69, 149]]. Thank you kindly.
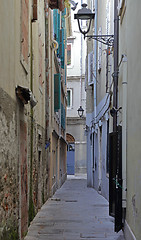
[[110, 107, 122, 117], [74, 4, 114, 46], [77, 106, 84, 118]]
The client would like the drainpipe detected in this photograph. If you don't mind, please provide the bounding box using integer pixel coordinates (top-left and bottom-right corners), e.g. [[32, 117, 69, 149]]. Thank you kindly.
[[113, 0, 119, 132], [80, 0, 83, 107], [29, 20, 35, 225], [93, 0, 98, 187], [122, 57, 127, 209], [93, 0, 97, 122]]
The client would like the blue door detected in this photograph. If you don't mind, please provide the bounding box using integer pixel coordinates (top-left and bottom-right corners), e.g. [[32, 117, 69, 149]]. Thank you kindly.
[[67, 143, 75, 175]]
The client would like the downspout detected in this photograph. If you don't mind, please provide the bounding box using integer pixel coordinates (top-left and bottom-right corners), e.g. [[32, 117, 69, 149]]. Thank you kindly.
[[94, 0, 97, 122], [44, 0, 49, 199], [29, 20, 35, 224], [113, 0, 119, 132], [122, 57, 127, 210], [93, 0, 98, 187], [80, 0, 83, 107]]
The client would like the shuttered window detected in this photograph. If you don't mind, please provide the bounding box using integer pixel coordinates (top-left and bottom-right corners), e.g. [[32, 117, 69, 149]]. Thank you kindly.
[[54, 73, 61, 112], [21, 0, 29, 71], [53, 9, 60, 43], [33, 0, 37, 20], [59, 29, 65, 69], [61, 103, 66, 130], [88, 51, 93, 85], [98, 27, 102, 72]]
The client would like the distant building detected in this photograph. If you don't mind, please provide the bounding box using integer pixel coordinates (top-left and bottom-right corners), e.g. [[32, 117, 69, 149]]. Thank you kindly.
[[66, 1, 87, 175]]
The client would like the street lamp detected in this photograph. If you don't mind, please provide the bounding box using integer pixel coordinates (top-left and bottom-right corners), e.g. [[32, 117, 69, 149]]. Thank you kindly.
[[74, 3, 95, 39], [74, 4, 114, 46], [77, 106, 84, 118]]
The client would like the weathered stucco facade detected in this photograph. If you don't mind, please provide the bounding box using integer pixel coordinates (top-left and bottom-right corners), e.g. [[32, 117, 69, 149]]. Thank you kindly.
[[0, 0, 69, 239], [118, 1, 141, 239]]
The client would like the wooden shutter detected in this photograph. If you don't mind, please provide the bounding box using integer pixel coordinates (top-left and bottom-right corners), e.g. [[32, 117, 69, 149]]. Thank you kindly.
[[54, 73, 61, 112], [88, 51, 93, 85], [61, 103, 66, 129], [59, 29, 65, 69], [33, 0, 37, 20], [21, 0, 29, 69], [98, 27, 102, 72]]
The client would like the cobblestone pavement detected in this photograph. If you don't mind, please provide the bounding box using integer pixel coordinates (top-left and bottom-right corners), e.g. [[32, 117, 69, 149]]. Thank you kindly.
[[24, 175, 125, 240]]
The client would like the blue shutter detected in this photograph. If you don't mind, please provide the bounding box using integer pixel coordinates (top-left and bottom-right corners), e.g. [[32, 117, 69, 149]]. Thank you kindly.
[[62, 8, 66, 16], [53, 10, 60, 57], [54, 73, 61, 112], [53, 10, 57, 39], [57, 12, 60, 43]]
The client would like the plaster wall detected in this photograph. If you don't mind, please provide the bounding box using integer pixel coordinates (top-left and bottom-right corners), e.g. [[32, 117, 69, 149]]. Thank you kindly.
[[0, 1, 47, 238], [122, 1, 141, 239]]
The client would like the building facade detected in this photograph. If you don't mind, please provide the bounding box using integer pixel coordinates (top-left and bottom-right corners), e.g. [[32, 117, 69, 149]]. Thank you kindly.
[[84, 0, 141, 239], [86, 0, 114, 200], [0, 0, 70, 239]]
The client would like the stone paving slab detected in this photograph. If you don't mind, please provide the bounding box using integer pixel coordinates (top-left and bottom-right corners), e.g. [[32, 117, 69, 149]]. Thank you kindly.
[[24, 176, 125, 240]]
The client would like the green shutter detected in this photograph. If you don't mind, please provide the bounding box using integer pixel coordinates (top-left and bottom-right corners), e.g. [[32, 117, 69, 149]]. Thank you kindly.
[[54, 73, 61, 112], [53, 10, 60, 57], [65, 65, 67, 85], [59, 29, 65, 69], [61, 103, 66, 129]]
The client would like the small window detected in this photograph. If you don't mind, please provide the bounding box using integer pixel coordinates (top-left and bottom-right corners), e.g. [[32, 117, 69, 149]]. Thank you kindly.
[[33, 0, 37, 20], [88, 51, 93, 85], [67, 89, 72, 108], [98, 26, 102, 72], [21, 0, 29, 72], [106, 120, 109, 174], [67, 44, 71, 66]]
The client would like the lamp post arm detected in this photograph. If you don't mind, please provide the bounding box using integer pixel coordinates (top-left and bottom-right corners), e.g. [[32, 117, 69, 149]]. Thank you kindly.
[[84, 34, 114, 46]]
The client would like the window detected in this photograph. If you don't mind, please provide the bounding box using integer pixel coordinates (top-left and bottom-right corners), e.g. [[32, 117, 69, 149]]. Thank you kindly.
[[106, 0, 110, 35], [88, 51, 93, 85], [67, 44, 72, 66], [98, 27, 102, 72], [67, 89, 72, 108], [54, 73, 61, 112], [106, 120, 109, 175], [21, 0, 29, 72], [33, 0, 37, 20]]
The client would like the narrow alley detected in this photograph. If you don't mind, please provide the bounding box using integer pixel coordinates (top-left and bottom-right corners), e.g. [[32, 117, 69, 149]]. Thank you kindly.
[[24, 175, 125, 240]]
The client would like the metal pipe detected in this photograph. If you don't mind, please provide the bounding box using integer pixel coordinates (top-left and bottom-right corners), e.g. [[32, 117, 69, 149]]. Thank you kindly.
[[113, 0, 119, 132], [80, 0, 83, 107], [94, 0, 97, 123]]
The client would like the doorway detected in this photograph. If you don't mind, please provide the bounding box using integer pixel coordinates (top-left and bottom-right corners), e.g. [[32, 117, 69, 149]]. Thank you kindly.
[[66, 133, 75, 175]]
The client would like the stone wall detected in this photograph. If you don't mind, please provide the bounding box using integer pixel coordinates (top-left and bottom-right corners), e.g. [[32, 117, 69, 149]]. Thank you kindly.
[[0, 88, 19, 240]]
